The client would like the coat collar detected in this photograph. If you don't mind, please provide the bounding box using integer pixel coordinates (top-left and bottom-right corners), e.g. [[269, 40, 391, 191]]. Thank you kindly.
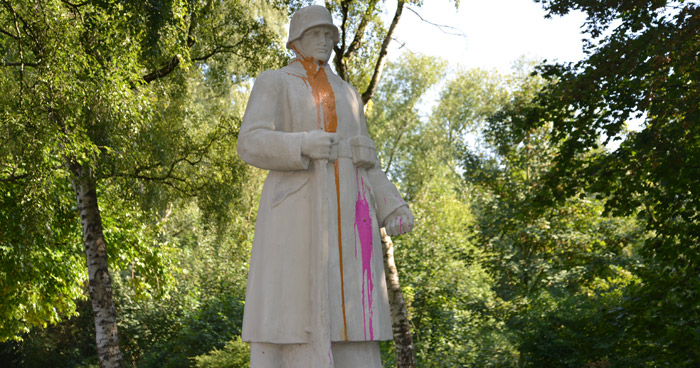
[[284, 58, 337, 80]]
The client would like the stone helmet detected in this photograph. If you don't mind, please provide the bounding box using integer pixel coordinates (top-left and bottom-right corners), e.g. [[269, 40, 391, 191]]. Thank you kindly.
[[286, 5, 340, 50]]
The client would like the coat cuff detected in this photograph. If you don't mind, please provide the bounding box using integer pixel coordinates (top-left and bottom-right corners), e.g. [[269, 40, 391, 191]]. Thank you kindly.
[[373, 180, 408, 226]]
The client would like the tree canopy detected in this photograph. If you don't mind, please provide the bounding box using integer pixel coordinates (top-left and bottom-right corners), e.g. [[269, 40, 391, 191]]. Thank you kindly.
[[1, 0, 287, 364], [1, 0, 699, 367], [504, 0, 700, 363]]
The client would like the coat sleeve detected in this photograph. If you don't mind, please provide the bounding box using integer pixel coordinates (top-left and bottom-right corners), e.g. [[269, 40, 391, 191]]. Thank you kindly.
[[368, 167, 407, 227], [351, 88, 408, 226], [237, 70, 310, 171]]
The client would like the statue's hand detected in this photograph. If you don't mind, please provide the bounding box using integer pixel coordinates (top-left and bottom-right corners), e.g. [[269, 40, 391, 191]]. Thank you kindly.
[[302, 130, 338, 161], [384, 205, 414, 236]]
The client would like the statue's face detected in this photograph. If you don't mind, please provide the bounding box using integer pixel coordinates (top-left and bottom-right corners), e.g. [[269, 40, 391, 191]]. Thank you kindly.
[[296, 25, 335, 63]]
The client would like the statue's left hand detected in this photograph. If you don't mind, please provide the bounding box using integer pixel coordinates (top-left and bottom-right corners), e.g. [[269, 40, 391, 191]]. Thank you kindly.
[[384, 206, 414, 236]]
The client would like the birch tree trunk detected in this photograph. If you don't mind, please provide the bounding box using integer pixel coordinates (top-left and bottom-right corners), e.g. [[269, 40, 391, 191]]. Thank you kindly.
[[381, 228, 416, 368], [69, 161, 124, 368]]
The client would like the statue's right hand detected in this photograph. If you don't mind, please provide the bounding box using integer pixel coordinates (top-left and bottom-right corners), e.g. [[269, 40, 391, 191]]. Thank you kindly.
[[302, 130, 338, 161]]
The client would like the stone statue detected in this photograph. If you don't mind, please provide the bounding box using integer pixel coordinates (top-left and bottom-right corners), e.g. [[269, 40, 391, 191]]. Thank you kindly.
[[236, 5, 414, 367]]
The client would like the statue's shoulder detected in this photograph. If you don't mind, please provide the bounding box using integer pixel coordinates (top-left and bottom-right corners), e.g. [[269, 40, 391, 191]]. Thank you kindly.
[[279, 62, 308, 79], [325, 69, 359, 95], [254, 69, 286, 86], [325, 68, 347, 85]]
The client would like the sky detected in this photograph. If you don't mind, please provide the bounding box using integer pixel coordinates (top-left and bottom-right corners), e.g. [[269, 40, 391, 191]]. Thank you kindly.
[[380, 0, 648, 148], [383, 0, 588, 72], [372, 0, 642, 148], [365, 0, 589, 124]]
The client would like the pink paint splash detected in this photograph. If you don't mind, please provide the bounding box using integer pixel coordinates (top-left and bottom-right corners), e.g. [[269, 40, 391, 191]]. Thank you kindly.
[[328, 339, 333, 365], [354, 168, 374, 340]]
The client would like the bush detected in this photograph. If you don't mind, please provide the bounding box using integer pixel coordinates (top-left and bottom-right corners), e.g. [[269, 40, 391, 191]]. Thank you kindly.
[[193, 337, 250, 368]]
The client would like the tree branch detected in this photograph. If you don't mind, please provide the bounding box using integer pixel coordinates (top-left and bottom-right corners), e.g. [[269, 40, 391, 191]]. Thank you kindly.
[[339, 0, 349, 52], [111, 171, 197, 197], [0, 172, 29, 182], [0, 28, 18, 39], [59, 0, 88, 7], [191, 39, 247, 62], [108, 127, 229, 191], [405, 6, 466, 38], [361, 0, 404, 105], [345, 0, 379, 58], [330, 0, 351, 81], [1, 0, 39, 45], [141, 10, 197, 84], [381, 228, 417, 368], [142, 56, 181, 84], [109, 152, 206, 197], [7, 1, 26, 99], [384, 126, 406, 174], [2, 60, 40, 67]]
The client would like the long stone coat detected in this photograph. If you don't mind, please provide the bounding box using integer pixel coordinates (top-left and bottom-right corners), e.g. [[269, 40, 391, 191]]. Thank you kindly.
[[237, 60, 407, 344]]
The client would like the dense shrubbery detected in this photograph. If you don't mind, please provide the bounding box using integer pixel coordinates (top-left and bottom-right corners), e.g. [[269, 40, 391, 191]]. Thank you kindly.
[[193, 337, 250, 368]]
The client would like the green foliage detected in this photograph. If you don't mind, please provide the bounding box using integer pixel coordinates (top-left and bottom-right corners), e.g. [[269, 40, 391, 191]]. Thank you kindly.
[[433, 68, 509, 147], [367, 52, 447, 182], [0, 0, 287, 342], [4, 1, 695, 366], [465, 126, 641, 302], [0, 296, 97, 368], [0, 175, 86, 339], [115, 168, 263, 368], [398, 167, 512, 367], [193, 337, 250, 368], [117, 275, 246, 368], [503, 0, 700, 364], [514, 265, 676, 367], [368, 54, 515, 367], [1, 166, 264, 367], [435, 60, 647, 366]]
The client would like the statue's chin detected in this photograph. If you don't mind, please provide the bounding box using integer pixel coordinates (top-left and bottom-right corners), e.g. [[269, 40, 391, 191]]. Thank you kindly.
[[294, 52, 330, 66], [316, 54, 331, 65], [311, 58, 330, 66]]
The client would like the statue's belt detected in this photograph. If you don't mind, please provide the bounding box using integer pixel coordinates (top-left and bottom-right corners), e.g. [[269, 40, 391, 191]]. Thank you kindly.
[[336, 140, 353, 159]]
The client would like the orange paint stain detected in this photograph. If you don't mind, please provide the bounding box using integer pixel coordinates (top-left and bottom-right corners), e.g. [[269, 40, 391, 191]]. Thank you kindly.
[[292, 47, 348, 341]]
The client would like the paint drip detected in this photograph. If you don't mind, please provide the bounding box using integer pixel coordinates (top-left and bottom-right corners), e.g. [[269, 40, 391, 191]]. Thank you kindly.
[[354, 168, 374, 340], [292, 48, 349, 340]]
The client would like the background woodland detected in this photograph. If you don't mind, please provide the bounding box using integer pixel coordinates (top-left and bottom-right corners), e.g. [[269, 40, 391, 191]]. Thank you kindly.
[[1, 0, 698, 367]]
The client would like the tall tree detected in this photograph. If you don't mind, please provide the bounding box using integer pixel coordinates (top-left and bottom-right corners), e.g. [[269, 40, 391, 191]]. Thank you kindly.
[[505, 0, 700, 364], [425, 61, 645, 366], [0, 0, 286, 366]]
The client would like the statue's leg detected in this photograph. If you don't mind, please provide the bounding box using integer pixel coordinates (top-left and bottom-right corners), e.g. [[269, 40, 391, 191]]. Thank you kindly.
[[280, 343, 316, 367], [251, 342, 317, 368], [250, 342, 283, 368], [252, 341, 382, 367], [332, 341, 383, 368]]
